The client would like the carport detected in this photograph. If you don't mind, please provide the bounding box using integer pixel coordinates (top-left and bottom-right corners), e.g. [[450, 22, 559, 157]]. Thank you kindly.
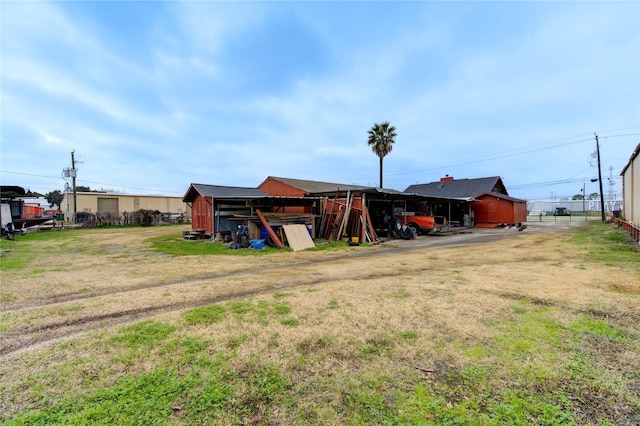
[[182, 183, 319, 240]]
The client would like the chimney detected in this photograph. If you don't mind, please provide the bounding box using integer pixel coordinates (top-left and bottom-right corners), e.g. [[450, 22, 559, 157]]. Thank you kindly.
[[440, 175, 454, 182]]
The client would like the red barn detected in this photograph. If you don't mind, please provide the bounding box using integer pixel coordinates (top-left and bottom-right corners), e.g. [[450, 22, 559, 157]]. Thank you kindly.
[[182, 183, 319, 239], [259, 176, 370, 213], [182, 184, 269, 236], [405, 176, 527, 228], [471, 193, 528, 227]]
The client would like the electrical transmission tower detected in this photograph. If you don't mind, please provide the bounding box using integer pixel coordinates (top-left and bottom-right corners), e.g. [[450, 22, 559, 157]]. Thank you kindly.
[[607, 166, 615, 200]]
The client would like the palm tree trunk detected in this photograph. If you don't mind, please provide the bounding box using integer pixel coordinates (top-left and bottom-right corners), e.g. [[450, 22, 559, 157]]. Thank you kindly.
[[379, 156, 384, 188]]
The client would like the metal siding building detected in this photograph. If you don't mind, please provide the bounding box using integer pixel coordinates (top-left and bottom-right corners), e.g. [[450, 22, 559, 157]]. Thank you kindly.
[[473, 193, 528, 226], [61, 192, 191, 222], [620, 143, 640, 225]]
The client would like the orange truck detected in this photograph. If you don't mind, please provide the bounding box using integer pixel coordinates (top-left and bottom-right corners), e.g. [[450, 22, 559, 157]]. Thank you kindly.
[[395, 210, 447, 236]]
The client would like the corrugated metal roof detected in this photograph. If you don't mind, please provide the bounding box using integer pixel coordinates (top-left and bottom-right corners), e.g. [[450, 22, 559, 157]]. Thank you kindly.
[[183, 184, 268, 202], [405, 177, 509, 199], [620, 143, 640, 175]]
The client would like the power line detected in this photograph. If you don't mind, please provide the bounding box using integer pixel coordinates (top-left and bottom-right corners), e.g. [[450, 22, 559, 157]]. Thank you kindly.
[[0, 170, 61, 180], [4, 127, 638, 196], [77, 179, 184, 195], [352, 128, 639, 181], [1, 169, 184, 195], [509, 177, 592, 190]]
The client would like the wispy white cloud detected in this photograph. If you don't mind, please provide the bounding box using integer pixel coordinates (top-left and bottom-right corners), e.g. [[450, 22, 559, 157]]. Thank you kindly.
[[1, 1, 637, 200]]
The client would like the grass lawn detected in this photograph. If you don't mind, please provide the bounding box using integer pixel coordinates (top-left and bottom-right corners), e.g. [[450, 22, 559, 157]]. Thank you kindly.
[[1, 223, 638, 425]]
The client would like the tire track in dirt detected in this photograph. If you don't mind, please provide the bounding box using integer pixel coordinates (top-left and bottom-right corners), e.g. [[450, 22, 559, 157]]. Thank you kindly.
[[0, 277, 324, 359], [0, 228, 549, 359], [1, 229, 525, 313]]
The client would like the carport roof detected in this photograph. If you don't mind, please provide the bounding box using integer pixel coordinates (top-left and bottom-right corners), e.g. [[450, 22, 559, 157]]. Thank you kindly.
[[182, 183, 319, 207], [183, 183, 268, 202]]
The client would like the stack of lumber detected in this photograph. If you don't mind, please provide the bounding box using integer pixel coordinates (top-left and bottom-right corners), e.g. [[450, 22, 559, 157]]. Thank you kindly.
[[318, 195, 377, 243]]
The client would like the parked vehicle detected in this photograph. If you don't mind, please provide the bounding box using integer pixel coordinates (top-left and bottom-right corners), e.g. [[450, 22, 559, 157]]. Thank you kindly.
[[394, 210, 447, 235], [553, 207, 571, 216], [528, 210, 547, 216]]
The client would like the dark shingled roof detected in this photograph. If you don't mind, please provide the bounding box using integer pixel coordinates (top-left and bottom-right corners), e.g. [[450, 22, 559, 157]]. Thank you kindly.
[[404, 176, 509, 199], [183, 184, 267, 202]]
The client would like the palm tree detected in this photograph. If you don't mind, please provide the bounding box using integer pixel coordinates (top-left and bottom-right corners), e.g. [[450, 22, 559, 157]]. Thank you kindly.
[[367, 121, 397, 188]]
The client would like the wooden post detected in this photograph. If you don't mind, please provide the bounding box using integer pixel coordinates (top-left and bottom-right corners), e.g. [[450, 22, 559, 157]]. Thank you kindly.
[[338, 191, 354, 240], [360, 193, 366, 242], [255, 209, 284, 249]]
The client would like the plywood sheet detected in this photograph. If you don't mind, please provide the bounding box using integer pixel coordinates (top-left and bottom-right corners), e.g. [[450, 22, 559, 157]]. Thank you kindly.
[[282, 224, 315, 252]]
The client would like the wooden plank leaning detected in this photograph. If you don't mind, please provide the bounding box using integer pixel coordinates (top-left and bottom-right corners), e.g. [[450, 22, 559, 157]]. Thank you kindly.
[[364, 205, 377, 243], [337, 191, 353, 241], [361, 193, 366, 243], [255, 209, 284, 249]]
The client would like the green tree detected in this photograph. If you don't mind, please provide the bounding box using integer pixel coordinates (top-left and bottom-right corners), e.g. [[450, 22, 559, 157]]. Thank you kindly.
[[572, 194, 584, 200], [367, 121, 397, 188], [588, 192, 599, 200], [45, 190, 64, 209]]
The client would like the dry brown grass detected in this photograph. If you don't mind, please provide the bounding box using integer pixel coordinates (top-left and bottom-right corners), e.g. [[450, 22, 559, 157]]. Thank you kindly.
[[1, 226, 636, 355], [1, 224, 638, 424]]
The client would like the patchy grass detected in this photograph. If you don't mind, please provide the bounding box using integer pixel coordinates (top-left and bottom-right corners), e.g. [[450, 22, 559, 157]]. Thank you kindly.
[[569, 223, 639, 265], [184, 304, 228, 325], [147, 234, 352, 256], [1, 224, 639, 424], [147, 235, 285, 256]]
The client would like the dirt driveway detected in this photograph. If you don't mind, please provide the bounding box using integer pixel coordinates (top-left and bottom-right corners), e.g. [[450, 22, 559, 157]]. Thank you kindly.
[[0, 221, 585, 358], [382, 220, 582, 249]]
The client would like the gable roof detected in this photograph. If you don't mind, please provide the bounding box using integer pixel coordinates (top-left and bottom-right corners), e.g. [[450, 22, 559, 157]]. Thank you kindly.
[[183, 183, 267, 202], [262, 176, 370, 195], [404, 176, 509, 199], [262, 176, 420, 199]]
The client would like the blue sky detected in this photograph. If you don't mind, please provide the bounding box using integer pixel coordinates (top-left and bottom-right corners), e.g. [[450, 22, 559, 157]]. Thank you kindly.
[[2, 1, 639, 202]]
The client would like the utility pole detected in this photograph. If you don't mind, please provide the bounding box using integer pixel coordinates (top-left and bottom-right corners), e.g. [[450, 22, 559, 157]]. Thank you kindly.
[[71, 150, 77, 224], [595, 134, 605, 222], [62, 151, 79, 223], [582, 182, 585, 222]]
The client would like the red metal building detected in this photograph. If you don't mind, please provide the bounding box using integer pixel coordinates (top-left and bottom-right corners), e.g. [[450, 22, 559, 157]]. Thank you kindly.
[[472, 193, 528, 228]]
